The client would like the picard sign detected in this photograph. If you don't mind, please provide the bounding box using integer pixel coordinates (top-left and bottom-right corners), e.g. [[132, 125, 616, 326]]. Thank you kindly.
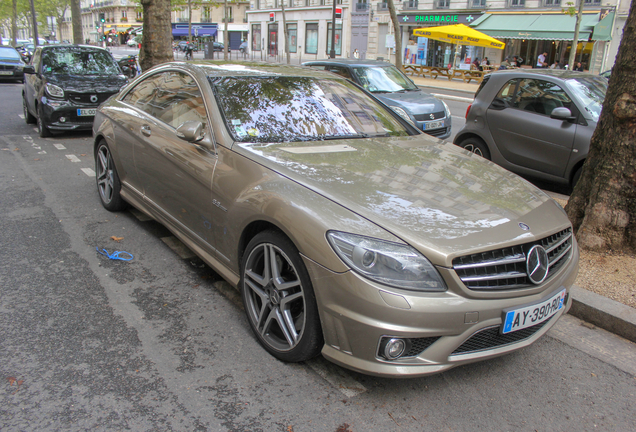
[[398, 13, 480, 26]]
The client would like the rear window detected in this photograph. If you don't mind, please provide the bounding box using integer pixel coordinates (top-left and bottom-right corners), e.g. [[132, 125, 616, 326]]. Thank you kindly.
[[211, 75, 412, 143]]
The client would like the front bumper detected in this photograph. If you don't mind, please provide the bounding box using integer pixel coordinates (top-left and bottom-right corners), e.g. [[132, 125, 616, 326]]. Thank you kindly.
[[304, 242, 578, 378], [418, 116, 452, 140], [40, 98, 100, 131]]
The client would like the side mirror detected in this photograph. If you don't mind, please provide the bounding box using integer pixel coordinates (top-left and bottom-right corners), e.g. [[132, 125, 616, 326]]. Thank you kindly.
[[550, 107, 576, 122], [23, 65, 35, 74], [176, 121, 204, 142]]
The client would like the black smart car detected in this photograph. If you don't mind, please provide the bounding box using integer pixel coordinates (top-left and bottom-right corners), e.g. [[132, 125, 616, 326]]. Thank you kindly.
[[0, 46, 26, 82], [22, 44, 127, 137]]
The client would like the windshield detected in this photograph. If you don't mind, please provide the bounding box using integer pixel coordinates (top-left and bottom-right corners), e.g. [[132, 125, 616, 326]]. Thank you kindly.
[[565, 77, 607, 122], [211, 76, 412, 143], [41, 47, 121, 76], [352, 65, 418, 93], [0, 47, 21, 60]]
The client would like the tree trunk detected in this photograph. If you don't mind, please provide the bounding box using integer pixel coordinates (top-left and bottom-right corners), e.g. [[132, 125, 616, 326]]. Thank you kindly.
[[188, 0, 192, 43], [386, 0, 401, 70], [70, 0, 82, 44], [12, 0, 17, 47], [139, 0, 174, 72], [223, 0, 229, 60], [567, 0, 585, 70], [28, 0, 39, 46], [282, 2, 289, 64], [565, 0, 636, 252]]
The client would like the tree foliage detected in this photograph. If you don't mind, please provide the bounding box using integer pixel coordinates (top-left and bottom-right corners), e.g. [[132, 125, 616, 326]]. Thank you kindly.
[[565, 1, 636, 252]]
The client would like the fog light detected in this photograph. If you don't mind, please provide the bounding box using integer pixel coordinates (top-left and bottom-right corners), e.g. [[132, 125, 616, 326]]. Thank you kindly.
[[384, 338, 406, 360], [59, 117, 67, 123]]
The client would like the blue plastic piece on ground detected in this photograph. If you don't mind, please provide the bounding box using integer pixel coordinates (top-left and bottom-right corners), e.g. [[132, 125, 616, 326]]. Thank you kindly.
[[96, 247, 134, 261]]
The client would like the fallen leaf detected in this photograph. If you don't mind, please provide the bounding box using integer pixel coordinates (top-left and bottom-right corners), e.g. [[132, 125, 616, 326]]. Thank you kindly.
[[80, 154, 87, 156], [7, 377, 16, 385], [34, 158, 40, 161], [14, 148, 19, 151], [111, 236, 124, 242]]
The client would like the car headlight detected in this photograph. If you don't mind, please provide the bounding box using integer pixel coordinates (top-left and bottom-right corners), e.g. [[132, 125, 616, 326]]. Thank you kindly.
[[45, 83, 64, 99], [390, 106, 411, 122], [327, 231, 447, 292], [442, 100, 451, 118]]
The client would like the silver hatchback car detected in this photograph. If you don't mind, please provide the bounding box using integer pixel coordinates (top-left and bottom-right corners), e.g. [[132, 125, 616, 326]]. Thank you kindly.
[[454, 69, 607, 187]]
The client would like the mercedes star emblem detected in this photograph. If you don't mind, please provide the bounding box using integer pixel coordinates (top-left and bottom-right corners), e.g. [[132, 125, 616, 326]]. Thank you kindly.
[[526, 245, 549, 285]]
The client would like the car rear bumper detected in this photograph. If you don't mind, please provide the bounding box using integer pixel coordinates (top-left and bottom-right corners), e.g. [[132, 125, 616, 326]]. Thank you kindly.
[[303, 242, 578, 378]]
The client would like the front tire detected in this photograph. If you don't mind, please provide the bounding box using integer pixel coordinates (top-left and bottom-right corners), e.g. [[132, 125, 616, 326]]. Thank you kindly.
[[240, 231, 323, 363], [37, 106, 51, 137], [459, 137, 491, 160], [23, 96, 36, 124], [95, 141, 127, 211]]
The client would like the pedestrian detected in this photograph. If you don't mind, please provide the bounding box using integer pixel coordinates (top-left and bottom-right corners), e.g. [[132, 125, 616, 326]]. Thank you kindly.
[[536, 51, 548, 68], [353, 48, 359, 59], [550, 61, 562, 69], [573, 62, 584, 72], [472, 57, 481, 71], [499, 57, 511, 70]]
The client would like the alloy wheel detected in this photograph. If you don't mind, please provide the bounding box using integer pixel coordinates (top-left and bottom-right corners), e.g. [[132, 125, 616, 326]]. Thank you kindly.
[[97, 145, 115, 205]]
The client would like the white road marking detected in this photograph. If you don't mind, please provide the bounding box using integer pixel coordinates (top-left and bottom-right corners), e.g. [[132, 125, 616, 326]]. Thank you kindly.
[[307, 357, 367, 398], [18, 114, 25, 119], [81, 168, 95, 177], [66, 154, 81, 163], [54, 144, 66, 150]]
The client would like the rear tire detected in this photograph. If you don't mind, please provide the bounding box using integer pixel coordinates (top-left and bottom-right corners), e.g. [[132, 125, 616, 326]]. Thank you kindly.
[[459, 137, 491, 160], [95, 140, 127, 212]]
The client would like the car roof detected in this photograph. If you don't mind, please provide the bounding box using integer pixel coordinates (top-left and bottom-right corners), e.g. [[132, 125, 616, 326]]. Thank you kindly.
[[302, 59, 396, 68], [488, 68, 600, 80], [155, 60, 348, 80], [39, 43, 110, 52]]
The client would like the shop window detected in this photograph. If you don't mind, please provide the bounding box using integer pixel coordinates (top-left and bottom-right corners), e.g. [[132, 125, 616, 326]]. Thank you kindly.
[[326, 23, 342, 56], [305, 23, 318, 55], [287, 23, 297, 53], [252, 24, 261, 51]]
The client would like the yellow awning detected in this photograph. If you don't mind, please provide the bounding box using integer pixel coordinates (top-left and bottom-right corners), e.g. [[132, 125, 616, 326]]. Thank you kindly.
[[413, 24, 505, 49]]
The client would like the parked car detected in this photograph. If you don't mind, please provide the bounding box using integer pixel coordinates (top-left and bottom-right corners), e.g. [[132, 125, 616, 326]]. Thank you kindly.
[[599, 69, 611, 80], [454, 69, 607, 187], [212, 42, 224, 52], [23, 44, 127, 137], [126, 38, 138, 47], [0, 46, 26, 82], [92, 61, 578, 378], [239, 41, 248, 54], [303, 59, 451, 140]]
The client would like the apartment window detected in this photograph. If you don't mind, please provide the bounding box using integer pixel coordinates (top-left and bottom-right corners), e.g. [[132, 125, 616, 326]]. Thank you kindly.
[[287, 23, 297, 53], [225, 6, 233, 21], [326, 23, 342, 56], [437, 0, 450, 8], [136, 11, 142, 20], [305, 23, 318, 55], [543, 0, 560, 5], [584, 0, 601, 4], [256, 0, 260, 10], [508, 0, 525, 7], [252, 24, 261, 51], [289, 0, 293, 6], [471, 0, 486, 7], [305, 0, 310, 6]]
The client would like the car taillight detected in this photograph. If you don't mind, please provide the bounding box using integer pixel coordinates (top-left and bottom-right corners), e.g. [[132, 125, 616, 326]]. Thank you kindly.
[[465, 104, 472, 119]]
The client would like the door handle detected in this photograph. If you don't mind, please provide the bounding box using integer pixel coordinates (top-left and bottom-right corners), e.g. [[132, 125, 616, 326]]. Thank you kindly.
[[141, 125, 151, 137]]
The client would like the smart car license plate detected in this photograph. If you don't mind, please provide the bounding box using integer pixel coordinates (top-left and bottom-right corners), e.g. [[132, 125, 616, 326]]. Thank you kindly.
[[502, 289, 566, 334], [77, 109, 96, 116], [0, 71, 12, 75], [425, 120, 443, 130]]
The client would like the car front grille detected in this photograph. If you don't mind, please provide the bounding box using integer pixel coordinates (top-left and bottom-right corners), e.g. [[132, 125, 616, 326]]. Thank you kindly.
[[0, 65, 18, 71], [66, 92, 116, 105], [452, 228, 573, 291], [414, 111, 445, 121], [424, 127, 449, 137], [450, 315, 556, 356]]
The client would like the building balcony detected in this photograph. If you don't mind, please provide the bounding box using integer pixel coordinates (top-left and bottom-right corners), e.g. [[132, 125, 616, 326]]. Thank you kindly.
[[177, 17, 189, 23], [222, 18, 234, 23], [402, 0, 419, 11], [201, 17, 213, 23]]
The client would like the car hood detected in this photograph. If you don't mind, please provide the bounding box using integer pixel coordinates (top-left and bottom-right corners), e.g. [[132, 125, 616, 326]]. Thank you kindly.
[[45, 74, 127, 93], [372, 90, 444, 115], [236, 136, 570, 265], [0, 58, 23, 66]]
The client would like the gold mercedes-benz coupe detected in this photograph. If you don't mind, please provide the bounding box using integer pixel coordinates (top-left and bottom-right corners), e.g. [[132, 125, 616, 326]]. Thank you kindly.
[[93, 61, 578, 377]]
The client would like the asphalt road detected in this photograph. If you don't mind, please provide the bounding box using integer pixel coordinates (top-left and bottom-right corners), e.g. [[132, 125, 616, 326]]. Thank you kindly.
[[1, 81, 635, 431]]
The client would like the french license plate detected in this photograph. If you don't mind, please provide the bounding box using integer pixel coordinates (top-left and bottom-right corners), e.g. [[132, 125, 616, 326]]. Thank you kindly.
[[77, 108, 96, 117], [425, 120, 443, 130], [0, 71, 12, 75], [502, 289, 566, 334]]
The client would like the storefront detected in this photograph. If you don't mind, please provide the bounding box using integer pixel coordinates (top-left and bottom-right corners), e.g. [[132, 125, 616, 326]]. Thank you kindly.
[[470, 11, 614, 72], [398, 12, 490, 68]]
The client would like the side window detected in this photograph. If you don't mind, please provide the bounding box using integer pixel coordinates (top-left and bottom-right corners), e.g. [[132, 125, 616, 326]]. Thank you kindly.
[[121, 71, 207, 130], [327, 66, 353, 80], [494, 79, 518, 106], [512, 79, 573, 116]]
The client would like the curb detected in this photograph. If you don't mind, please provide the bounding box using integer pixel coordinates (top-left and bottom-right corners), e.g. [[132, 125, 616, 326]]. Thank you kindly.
[[568, 286, 636, 343]]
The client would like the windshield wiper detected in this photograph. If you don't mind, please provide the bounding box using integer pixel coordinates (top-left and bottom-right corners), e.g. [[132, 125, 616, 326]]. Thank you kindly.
[[321, 134, 370, 140]]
